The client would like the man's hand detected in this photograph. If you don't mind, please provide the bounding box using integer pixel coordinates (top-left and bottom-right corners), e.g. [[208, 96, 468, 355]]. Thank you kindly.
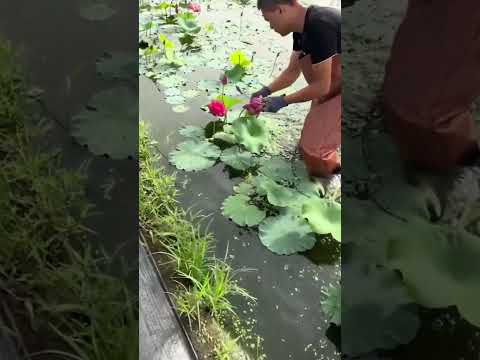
[[251, 86, 271, 99], [263, 96, 288, 113]]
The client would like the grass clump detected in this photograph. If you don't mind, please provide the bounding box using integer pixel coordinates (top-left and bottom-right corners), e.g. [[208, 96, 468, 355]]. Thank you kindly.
[[140, 121, 265, 360]]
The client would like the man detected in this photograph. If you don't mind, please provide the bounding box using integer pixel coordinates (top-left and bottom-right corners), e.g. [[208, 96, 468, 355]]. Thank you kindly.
[[382, 0, 480, 225], [252, 0, 341, 178]]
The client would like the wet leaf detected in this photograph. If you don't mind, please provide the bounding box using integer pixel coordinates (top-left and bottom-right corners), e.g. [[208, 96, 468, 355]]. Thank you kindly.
[[258, 212, 316, 255], [220, 146, 257, 171], [169, 140, 221, 171], [222, 194, 266, 227], [302, 198, 341, 241]]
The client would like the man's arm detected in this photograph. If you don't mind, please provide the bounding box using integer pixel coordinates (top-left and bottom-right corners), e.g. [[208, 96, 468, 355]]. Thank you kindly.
[[267, 51, 302, 94], [284, 58, 333, 105]]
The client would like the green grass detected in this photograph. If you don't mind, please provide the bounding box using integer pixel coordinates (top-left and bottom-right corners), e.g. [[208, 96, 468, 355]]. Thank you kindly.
[[0, 38, 138, 360], [140, 121, 264, 359]]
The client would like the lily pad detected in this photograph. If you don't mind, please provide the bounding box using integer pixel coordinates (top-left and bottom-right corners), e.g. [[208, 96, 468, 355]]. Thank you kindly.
[[257, 177, 298, 207], [321, 285, 341, 326], [169, 140, 221, 171], [231, 116, 270, 154], [172, 105, 190, 113], [222, 194, 266, 227], [258, 212, 317, 255], [179, 125, 204, 139], [258, 157, 296, 184], [302, 198, 341, 241], [96, 52, 137, 80], [165, 95, 185, 105], [183, 89, 200, 98], [71, 87, 137, 159], [164, 87, 181, 97], [79, 2, 116, 21], [220, 146, 257, 171]]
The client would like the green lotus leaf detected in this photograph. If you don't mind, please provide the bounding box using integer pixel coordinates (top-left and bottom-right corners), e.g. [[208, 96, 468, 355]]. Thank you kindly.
[[342, 266, 420, 355], [179, 125, 204, 140], [321, 284, 341, 326], [71, 87, 137, 159], [169, 140, 221, 171], [302, 198, 341, 241], [165, 95, 185, 105], [225, 64, 246, 83], [256, 177, 298, 207], [220, 146, 257, 171], [178, 13, 202, 34], [233, 181, 255, 196], [258, 212, 317, 255], [258, 157, 296, 184], [231, 116, 270, 154], [222, 194, 266, 227], [172, 104, 190, 113], [79, 3, 116, 21], [212, 132, 237, 144], [96, 52, 137, 81], [387, 223, 480, 328]]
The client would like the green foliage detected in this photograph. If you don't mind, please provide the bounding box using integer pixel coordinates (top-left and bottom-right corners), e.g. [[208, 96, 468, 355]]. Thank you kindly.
[[231, 116, 270, 154], [321, 284, 341, 326], [71, 86, 138, 159], [178, 12, 202, 34], [222, 194, 266, 227], [302, 198, 341, 241], [169, 140, 221, 171], [258, 212, 317, 255], [220, 146, 257, 171]]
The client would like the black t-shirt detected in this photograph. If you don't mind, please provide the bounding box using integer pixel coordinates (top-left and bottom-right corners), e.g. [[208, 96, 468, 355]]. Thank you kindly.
[[293, 6, 341, 64]]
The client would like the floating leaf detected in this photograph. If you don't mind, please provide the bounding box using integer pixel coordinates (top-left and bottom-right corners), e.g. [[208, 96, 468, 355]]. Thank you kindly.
[[169, 140, 221, 171], [258, 157, 296, 184], [71, 87, 137, 159], [165, 95, 185, 105], [321, 285, 341, 325], [212, 132, 237, 144], [179, 125, 204, 139], [302, 198, 341, 241], [222, 194, 266, 227], [178, 12, 202, 34], [220, 146, 257, 171], [387, 224, 480, 328], [79, 3, 116, 21], [233, 181, 255, 196], [259, 212, 317, 255], [225, 64, 247, 83], [231, 116, 270, 154], [164, 87, 181, 97], [342, 266, 420, 355], [183, 89, 200, 98], [96, 52, 137, 80], [257, 178, 298, 207], [172, 105, 190, 113]]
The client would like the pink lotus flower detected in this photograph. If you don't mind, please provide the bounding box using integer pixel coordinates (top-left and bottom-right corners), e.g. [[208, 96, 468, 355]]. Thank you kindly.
[[187, 3, 201, 12], [243, 96, 264, 116], [207, 100, 227, 117]]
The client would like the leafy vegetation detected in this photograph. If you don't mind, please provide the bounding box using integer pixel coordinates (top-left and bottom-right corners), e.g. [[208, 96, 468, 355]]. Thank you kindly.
[[140, 121, 265, 359], [0, 38, 137, 360]]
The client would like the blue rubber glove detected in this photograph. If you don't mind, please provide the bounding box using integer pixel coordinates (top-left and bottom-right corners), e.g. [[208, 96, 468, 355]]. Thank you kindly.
[[251, 86, 272, 99], [263, 95, 288, 113]]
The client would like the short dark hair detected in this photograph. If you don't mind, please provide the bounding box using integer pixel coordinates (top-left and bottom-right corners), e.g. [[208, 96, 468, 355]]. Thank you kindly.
[[257, 0, 293, 10]]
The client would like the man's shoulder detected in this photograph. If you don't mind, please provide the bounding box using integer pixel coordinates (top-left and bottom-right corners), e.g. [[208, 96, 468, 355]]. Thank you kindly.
[[306, 5, 341, 32]]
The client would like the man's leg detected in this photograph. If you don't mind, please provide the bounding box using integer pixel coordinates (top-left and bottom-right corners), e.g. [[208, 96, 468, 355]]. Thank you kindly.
[[299, 95, 341, 178]]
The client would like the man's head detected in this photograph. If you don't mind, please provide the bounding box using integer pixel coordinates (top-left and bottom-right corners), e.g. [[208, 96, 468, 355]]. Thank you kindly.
[[257, 0, 300, 36]]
